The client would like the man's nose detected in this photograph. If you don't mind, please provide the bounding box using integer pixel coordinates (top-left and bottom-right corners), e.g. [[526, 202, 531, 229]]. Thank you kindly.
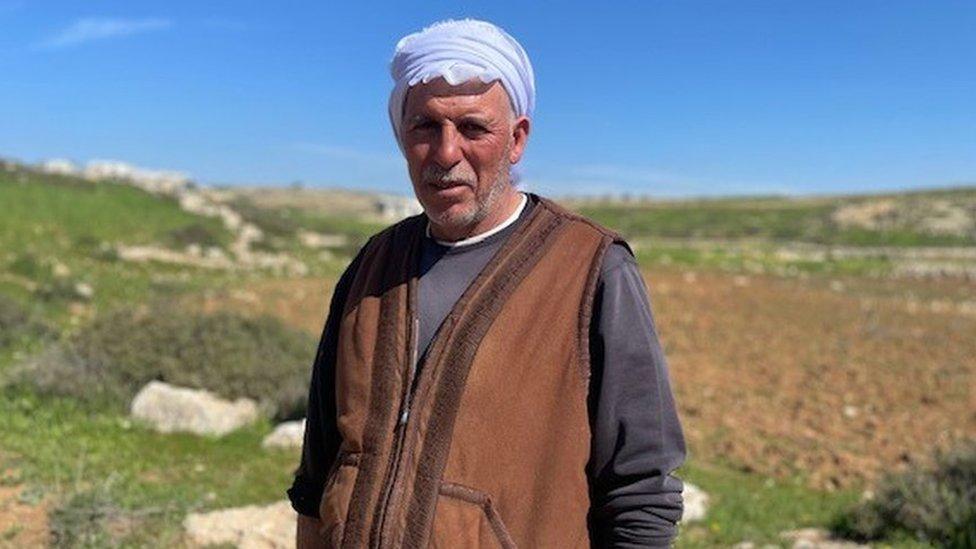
[[431, 124, 463, 169]]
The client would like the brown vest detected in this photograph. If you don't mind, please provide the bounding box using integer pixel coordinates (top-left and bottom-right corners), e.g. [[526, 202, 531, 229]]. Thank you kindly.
[[318, 197, 623, 548]]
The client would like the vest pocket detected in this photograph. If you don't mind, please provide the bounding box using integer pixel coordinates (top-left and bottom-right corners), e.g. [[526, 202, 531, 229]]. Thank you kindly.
[[429, 482, 516, 549], [318, 451, 361, 547]]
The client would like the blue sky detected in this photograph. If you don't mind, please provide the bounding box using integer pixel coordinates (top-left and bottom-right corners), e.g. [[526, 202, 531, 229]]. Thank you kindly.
[[1, 1, 974, 198]]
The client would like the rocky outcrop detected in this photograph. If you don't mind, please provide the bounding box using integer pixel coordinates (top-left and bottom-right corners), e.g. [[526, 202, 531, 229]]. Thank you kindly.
[[130, 381, 259, 436], [36, 158, 308, 275]]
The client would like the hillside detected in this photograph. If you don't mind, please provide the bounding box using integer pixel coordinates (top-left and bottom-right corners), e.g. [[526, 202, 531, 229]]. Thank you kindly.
[[0, 159, 973, 546]]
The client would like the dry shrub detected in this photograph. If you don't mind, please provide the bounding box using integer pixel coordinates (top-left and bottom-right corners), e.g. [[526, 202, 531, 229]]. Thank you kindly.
[[835, 440, 976, 547], [20, 303, 315, 420], [0, 294, 53, 349]]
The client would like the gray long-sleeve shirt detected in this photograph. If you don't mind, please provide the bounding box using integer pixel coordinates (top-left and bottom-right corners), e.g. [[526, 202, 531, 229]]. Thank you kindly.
[[288, 192, 686, 546]]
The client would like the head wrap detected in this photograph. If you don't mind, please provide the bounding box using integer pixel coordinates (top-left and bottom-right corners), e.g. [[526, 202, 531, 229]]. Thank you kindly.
[[388, 18, 535, 151]]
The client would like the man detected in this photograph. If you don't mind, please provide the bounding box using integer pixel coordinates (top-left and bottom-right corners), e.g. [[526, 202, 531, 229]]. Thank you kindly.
[[288, 19, 686, 548]]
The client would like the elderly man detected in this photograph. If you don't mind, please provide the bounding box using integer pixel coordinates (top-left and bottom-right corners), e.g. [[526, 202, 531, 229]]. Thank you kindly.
[[288, 19, 686, 548]]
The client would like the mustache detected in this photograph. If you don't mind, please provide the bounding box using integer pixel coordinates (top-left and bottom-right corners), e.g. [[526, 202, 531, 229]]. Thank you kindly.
[[421, 164, 477, 187]]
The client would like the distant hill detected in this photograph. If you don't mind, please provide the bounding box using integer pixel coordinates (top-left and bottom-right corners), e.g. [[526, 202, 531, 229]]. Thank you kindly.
[[566, 185, 976, 247]]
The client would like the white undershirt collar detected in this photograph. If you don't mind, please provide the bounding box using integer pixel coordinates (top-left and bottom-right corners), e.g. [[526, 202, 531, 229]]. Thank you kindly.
[[426, 192, 528, 248]]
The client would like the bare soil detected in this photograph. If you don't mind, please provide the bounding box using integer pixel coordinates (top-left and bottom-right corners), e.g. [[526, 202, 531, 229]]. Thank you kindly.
[[0, 467, 50, 547], [647, 268, 976, 489]]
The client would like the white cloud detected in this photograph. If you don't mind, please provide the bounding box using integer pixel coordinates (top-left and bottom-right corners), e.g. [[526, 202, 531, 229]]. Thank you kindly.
[[35, 17, 172, 50]]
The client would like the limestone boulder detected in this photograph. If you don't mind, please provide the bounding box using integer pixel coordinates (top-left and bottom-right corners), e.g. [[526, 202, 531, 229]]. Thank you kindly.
[[130, 381, 258, 436]]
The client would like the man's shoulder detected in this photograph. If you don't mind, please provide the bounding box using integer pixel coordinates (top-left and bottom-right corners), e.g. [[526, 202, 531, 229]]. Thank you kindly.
[[531, 193, 634, 255], [372, 212, 427, 241], [357, 212, 427, 257]]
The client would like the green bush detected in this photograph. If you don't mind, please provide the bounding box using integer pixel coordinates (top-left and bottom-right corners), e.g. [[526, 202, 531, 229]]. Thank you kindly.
[[20, 304, 316, 420], [166, 222, 223, 249], [228, 196, 300, 238], [834, 440, 976, 547], [8, 252, 50, 280], [0, 294, 53, 349]]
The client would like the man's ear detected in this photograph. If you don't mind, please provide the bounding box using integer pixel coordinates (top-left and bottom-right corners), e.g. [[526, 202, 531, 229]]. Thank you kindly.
[[508, 115, 531, 165]]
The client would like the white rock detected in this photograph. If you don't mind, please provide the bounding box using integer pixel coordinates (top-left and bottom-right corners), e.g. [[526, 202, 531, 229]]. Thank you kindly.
[[298, 230, 348, 249], [262, 419, 306, 449], [74, 282, 94, 299], [780, 528, 868, 549], [183, 500, 296, 549], [682, 482, 709, 522], [130, 381, 259, 436], [39, 158, 79, 176], [52, 261, 71, 278]]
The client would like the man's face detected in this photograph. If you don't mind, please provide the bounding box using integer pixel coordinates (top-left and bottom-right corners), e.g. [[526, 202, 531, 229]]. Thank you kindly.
[[401, 78, 529, 237]]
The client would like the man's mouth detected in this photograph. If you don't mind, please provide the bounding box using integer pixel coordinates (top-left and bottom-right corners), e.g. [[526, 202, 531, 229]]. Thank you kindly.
[[428, 179, 472, 190]]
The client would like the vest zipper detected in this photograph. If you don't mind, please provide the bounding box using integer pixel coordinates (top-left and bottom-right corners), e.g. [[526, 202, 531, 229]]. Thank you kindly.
[[373, 313, 419, 548]]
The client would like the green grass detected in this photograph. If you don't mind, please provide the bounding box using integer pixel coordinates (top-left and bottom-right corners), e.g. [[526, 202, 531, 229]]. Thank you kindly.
[[0, 168, 239, 325], [0, 168, 232, 255], [634, 242, 895, 277], [577, 193, 976, 248], [0, 384, 874, 548], [675, 461, 862, 547], [0, 386, 299, 545]]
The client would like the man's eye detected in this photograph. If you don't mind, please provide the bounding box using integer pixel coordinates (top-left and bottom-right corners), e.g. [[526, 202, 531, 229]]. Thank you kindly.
[[460, 123, 488, 136], [410, 121, 436, 132]]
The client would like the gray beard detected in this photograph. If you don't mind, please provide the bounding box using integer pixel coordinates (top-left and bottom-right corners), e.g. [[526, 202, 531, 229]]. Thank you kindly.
[[424, 146, 512, 234]]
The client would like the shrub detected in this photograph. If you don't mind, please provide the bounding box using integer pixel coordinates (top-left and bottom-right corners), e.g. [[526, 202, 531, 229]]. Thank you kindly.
[[0, 294, 53, 349], [8, 252, 50, 280], [20, 303, 316, 420], [166, 222, 223, 249], [228, 197, 299, 238], [49, 487, 128, 548], [834, 440, 976, 547]]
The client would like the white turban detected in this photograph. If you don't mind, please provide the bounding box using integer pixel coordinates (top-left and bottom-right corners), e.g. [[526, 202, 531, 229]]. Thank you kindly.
[[388, 18, 536, 151]]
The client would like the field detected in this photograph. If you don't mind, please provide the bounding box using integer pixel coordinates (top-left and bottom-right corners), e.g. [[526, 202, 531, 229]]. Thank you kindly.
[[1, 159, 973, 547]]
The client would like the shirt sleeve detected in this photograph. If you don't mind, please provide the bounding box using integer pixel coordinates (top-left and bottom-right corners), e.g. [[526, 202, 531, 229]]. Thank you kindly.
[[587, 242, 687, 548], [286, 249, 365, 518]]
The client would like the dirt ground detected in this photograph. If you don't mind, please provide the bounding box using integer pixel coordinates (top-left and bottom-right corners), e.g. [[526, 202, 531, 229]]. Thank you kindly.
[[646, 268, 975, 489], [202, 270, 975, 490], [0, 467, 50, 547]]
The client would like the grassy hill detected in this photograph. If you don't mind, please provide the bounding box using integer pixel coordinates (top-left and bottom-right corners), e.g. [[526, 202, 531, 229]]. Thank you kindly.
[[570, 186, 976, 247], [0, 164, 235, 323]]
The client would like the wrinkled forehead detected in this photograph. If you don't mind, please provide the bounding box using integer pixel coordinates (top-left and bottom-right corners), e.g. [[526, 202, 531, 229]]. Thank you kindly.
[[402, 77, 513, 119]]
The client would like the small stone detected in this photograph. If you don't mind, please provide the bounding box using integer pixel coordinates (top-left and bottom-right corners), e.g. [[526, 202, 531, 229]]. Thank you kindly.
[[52, 261, 71, 278], [262, 419, 306, 449], [681, 482, 709, 522], [73, 282, 94, 299]]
